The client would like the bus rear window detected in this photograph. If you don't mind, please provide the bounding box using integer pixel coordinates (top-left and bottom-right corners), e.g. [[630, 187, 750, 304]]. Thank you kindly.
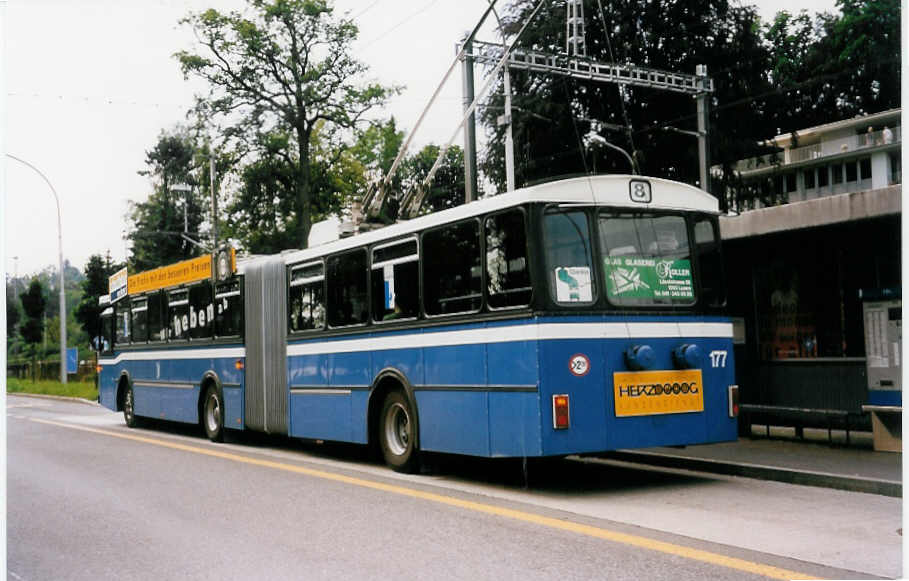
[[598, 212, 695, 306], [543, 209, 595, 305]]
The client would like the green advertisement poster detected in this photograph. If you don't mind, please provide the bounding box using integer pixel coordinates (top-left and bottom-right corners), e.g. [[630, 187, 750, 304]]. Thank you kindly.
[[603, 257, 694, 301]]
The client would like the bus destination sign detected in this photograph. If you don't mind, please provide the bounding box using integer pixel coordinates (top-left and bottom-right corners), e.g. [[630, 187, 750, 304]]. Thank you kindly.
[[128, 255, 212, 295]]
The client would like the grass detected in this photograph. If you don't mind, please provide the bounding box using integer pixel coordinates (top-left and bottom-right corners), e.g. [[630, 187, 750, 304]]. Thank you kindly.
[[6, 377, 98, 401]]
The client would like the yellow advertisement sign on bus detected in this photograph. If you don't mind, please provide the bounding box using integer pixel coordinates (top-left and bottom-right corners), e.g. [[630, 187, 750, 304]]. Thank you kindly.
[[613, 369, 704, 417], [128, 255, 212, 295]]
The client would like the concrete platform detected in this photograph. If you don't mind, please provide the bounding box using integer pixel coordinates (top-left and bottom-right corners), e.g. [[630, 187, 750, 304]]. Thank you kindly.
[[599, 429, 902, 497]]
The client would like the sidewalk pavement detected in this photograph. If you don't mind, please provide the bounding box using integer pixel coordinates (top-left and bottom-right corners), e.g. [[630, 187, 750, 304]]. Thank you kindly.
[[599, 427, 902, 498]]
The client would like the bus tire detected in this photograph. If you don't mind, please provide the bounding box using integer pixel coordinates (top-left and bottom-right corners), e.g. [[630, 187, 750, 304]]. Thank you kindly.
[[379, 390, 420, 473], [123, 385, 139, 428], [202, 384, 224, 443]]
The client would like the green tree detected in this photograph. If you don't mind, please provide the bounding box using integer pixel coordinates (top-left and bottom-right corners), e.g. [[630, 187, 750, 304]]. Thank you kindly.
[[479, 0, 772, 205], [74, 254, 117, 350], [20, 279, 47, 378], [176, 0, 398, 248], [127, 128, 207, 271], [6, 283, 21, 342], [400, 144, 466, 216]]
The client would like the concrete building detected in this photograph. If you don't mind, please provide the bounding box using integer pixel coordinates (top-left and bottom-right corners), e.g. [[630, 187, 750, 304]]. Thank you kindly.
[[716, 109, 901, 429]]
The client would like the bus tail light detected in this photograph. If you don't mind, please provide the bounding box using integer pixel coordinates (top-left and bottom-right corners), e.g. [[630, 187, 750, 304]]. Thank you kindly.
[[235, 359, 244, 371], [552, 394, 570, 429], [96, 364, 103, 373], [728, 385, 739, 418]]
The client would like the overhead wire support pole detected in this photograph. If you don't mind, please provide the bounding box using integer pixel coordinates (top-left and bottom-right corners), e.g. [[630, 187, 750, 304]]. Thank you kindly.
[[461, 33, 479, 202], [360, 1, 501, 218], [696, 64, 711, 194], [414, 0, 547, 213], [7, 154, 67, 384]]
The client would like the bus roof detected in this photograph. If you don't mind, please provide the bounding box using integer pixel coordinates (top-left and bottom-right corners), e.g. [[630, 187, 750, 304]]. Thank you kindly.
[[242, 175, 718, 271]]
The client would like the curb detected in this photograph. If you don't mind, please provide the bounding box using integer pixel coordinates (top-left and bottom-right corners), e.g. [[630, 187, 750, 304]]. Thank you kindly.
[[593, 450, 902, 498], [7, 392, 101, 407]]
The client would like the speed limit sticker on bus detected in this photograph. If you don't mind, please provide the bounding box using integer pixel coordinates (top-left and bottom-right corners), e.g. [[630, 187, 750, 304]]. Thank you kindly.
[[569, 354, 590, 377], [613, 369, 704, 417]]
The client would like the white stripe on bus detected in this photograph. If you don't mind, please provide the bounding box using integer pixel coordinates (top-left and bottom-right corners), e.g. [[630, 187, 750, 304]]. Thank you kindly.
[[98, 322, 732, 364], [285, 322, 732, 357]]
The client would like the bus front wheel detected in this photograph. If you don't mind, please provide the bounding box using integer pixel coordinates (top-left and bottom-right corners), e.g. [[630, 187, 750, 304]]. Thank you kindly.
[[379, 390, 420, 473], [123, 385, 138, 428], [202, 385, 224, 443]]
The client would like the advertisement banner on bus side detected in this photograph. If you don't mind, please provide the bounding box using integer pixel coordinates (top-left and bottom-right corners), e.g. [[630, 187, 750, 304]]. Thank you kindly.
[[128, 255, 212, 295]]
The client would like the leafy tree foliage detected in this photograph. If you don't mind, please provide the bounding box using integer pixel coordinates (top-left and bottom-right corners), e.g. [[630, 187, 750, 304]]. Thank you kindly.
[[480, 0, 771, 199], [127, 128, 207, 271], [74, 254, 119, 350], [176, 0, 397, 248], [6, 283, 21, 340], [763, 0, 900, 134], [19, 279, 47, 354]]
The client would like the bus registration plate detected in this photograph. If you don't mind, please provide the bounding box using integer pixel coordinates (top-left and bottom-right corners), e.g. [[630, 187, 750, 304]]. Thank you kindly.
[[613, 370, 704, 417]]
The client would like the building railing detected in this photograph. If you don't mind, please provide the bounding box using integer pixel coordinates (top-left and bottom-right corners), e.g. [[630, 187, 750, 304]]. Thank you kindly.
[[730, 126, 901, 173]]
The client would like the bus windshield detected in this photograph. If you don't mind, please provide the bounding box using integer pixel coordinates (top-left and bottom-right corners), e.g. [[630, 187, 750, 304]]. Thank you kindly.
[[543, 207, 711, 308], [599, 211, 696, 307]]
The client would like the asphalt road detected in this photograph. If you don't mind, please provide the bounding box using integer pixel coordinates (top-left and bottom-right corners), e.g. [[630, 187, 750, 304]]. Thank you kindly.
[[7, 394, 901, 580]]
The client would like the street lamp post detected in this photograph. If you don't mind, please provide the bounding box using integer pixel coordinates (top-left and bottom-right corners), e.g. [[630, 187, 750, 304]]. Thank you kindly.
[[7, 154, 68, 384]]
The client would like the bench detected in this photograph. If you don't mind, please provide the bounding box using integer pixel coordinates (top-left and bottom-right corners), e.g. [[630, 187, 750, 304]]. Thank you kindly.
[[739, 404, 859, 444], [861, 405, 902, 452]]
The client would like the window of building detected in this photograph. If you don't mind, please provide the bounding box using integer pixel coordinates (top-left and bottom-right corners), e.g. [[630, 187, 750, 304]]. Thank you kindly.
[[423, 220, 482, 315], [817, 166, 829, 188], [485, 210, 531, 309], [115, 299, 130, 345], [289, 262, 325, 332], [890, 152, 901, 184], [130, 297, 148, 343], [845, 160, 857, 182], [859, 157, 872, 180], [147, 291, 166, 342], [543, 209, 595, 305], [784, 172, 797, 193], [371, 239, 419, 322], [214, 279, 243, 338], [804, 169, 815, 190], [832, 162, 843, 184], [327, 249, 368, 327], [188, 283, 213, 340], [167, 289, 190, 341]]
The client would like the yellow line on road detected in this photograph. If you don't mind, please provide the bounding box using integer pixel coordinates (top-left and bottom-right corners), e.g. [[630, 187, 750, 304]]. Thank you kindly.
[[29, 417, 818, 580]]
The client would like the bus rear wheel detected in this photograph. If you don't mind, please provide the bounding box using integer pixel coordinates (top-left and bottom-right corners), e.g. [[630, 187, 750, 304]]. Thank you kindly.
[[202, 385, 224, 443], [379, 390, 419, 473]]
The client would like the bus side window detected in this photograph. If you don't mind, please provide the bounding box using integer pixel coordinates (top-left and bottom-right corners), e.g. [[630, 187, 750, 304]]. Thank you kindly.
[[485, 210, 531, 309], [423, 219, 482, 316], [371, 239, 419, 322], [215, 279, 243, 338], [115, 299, 130, 345], [100, 309, 114, 352], [131, 297, 148, 343], [189, 282, 213, 340], [147, 291, 166, 342], [327, 249, 368, 327], [289, 262, 325, 332], [168, 289, 190, 341], [694, 218, 726, 307]]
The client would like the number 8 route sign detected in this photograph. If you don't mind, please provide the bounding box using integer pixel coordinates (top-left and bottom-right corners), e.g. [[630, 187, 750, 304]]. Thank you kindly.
[[569, 354, 591, 377]]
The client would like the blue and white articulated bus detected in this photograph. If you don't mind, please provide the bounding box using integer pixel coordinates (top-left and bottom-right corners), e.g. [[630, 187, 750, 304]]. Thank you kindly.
[[99, 175, 739, 472]]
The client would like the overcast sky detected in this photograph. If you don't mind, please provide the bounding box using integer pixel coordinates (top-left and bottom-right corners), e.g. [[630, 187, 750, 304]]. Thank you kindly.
[[3, 0, 839, 277]]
